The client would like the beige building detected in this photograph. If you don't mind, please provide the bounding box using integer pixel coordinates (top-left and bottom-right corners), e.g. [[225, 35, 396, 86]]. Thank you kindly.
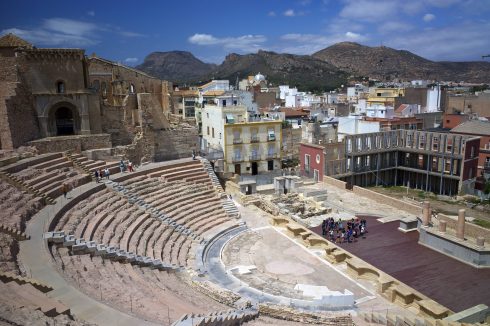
[[201, 103, 282, 175]]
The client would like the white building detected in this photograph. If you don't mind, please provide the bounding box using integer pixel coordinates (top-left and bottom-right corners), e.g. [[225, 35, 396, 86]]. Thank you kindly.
[[365, 104, 394, 119], [426, 85, 442, 112], [337, 116, 380, 140]]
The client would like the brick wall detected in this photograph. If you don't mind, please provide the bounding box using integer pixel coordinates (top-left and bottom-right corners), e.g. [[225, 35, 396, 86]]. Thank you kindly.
[[352, 185, 422, 215]]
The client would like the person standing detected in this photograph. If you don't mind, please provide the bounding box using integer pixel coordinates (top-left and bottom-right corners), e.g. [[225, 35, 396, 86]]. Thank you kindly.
[[128, 161, 133, 172], [105, 167, 110, 180], [94, 169, 99, 183], [119, 159, 125, 173], [61, 183, 68, 198]]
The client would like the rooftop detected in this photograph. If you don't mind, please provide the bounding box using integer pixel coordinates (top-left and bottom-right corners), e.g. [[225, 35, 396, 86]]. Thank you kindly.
[[0, 33, 33, 49], [450, 119, 490, 136]]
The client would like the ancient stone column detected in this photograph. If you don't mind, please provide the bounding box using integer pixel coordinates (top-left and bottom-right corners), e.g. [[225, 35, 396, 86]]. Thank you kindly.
[[422, 201, 431, 226], [439, 221, 446, 233], [456, 209, 466, 240]]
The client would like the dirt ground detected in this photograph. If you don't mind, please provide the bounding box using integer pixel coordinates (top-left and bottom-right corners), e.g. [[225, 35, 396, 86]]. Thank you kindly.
[[367, 186, 490, 226]]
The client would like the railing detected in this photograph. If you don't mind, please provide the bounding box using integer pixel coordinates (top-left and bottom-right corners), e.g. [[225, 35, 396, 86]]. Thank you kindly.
[[266, 153, 278, 159], [233, 138, 243, 144], [249, 154, 261, 161], [250, 136, 260, 143], [232, 156, 243, 162], [268, 135, 276, 142]]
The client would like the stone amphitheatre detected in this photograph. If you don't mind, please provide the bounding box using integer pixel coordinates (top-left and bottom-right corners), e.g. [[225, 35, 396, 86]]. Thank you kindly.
[[0, 34, 489, 326]]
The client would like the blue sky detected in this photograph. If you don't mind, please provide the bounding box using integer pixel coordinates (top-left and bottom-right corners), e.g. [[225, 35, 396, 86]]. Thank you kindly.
[[1, 0, 489, 65]]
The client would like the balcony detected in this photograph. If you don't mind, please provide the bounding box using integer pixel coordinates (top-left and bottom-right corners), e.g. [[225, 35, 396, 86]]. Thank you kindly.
[[232, 155, 243, 163], [268, 135, 276, 142], [233, 138, 243, 144], [251, 136, 260, 143], [484, 162, 490, 171], [266, 153, 279, 159], [249, 154, 261, 161]]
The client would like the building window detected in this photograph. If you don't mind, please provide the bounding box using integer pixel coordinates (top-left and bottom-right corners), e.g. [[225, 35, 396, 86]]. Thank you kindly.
[[207, 126, 210, 136], [212, 127, 215, 138], [130, 83, 135, 94], [101, 82, 107, 98], [56, 81, 65, 94], [305, 154, 310, 174], [470, 146, 475, 158], [268, 128, 275, 141]]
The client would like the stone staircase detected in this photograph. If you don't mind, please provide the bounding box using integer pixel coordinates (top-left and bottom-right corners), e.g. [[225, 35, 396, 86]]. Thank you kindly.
[[358, 311, 464, 326], [44, 231, 182, 272], [201, 158, 240, 219], [172, 307, 259, 326], [0, 170, 53, 204], [105, 180, 206, 243], [0, 223, 29, 240], [65, 152, 120, 180], [0, 271, 52, 293]]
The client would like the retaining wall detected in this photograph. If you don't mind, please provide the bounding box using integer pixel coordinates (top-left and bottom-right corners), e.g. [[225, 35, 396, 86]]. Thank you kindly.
[[352, 186, 421, 216], [323, 176, 347, 189]]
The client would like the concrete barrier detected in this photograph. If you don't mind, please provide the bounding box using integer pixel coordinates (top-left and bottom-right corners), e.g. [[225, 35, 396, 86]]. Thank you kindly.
[[323, 176, 347, 189]]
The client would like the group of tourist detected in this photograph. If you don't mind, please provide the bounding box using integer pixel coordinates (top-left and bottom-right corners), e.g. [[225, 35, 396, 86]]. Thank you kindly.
[[94, 168, 111, 183], [321, 217, 367, 244], [119, 159, 135, 173]]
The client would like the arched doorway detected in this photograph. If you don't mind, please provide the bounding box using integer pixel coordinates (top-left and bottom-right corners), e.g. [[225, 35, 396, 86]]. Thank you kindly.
[[55, 107, 74, 135]]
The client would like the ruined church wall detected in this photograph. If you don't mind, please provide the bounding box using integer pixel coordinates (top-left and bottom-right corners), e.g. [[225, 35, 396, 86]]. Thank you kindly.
[[22, 52, 86, 94], [0, 57, 40, 149], [154, 128, 199, 161]]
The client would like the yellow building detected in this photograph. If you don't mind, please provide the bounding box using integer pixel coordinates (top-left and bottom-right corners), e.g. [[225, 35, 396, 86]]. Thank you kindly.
[[367, 87, 405, 107], [224, 119, 282, 175], [201, 103, 282, 175]]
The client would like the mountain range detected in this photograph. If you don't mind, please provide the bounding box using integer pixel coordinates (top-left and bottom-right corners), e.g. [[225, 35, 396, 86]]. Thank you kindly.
[[136, 42, 490, 90]]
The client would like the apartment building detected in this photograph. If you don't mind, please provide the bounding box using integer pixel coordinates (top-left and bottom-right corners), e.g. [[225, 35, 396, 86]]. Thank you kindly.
[[201, 103, 282, 175], [300, 129, 480, 195]]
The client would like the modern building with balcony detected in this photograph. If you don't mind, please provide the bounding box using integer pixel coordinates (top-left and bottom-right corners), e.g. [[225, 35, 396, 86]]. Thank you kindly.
[[300, 129, 480, 195], [201, 101, 282, 176]]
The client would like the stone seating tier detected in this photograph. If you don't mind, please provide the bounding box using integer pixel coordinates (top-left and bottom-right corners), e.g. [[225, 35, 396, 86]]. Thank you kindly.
[[0, 280, 69, 317], [48, 244, 227, 324]]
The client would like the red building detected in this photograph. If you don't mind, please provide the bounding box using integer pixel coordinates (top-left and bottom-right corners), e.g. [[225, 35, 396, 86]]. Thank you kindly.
[[299, 143, 325, 182], [451, 120, 490, 192], [443, 113, 470, 129]]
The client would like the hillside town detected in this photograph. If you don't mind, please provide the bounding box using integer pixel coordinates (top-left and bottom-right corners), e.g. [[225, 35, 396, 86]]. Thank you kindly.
[[0, 10, 490, 326]]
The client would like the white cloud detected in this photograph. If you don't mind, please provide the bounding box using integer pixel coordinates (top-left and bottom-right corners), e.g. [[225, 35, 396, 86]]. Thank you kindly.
[[423, 13, 436, 22], [87, 11, 95, 17], [1, 27, 98, 47], [188, 33, 267, 52], [124, 57, 138, 63], [387, 21, 490, 61], [0, 18, 145, 48], [284, 9, 296, 16], [345, 31, 362, 39], [268, 11, 276, 16], [43, 18, 97, 37], [379, 21, 413, 33], [340, 0, 398, 22]]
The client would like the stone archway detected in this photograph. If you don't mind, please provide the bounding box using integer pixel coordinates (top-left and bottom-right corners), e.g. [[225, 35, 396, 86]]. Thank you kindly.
[[47, 102, 81, 137], [55, 107, 74, 135]]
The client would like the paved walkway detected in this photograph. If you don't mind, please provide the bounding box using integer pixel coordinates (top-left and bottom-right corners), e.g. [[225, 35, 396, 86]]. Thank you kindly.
[[311, 216, 490, 312], [17, 159, 195, 326]]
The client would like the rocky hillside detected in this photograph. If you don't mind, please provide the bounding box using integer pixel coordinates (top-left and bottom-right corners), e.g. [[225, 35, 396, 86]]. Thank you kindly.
[[137, 43, 490, 88], [136, 51, 216, 83], [312, 42, 490, 82], [138, 50, 347, 91], [208, 50, 347, 91]]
